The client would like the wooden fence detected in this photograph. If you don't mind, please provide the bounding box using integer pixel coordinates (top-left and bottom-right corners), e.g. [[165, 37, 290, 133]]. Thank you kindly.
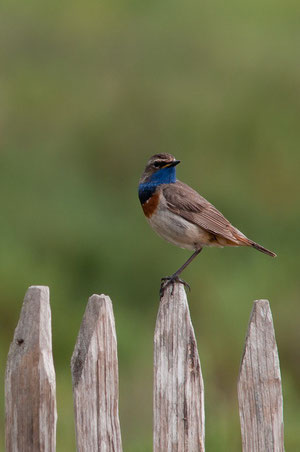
[[4, 285, 284, 451]]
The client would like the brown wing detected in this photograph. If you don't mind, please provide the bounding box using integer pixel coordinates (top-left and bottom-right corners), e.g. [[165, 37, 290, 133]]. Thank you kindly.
[[163, 181, 242, 244]]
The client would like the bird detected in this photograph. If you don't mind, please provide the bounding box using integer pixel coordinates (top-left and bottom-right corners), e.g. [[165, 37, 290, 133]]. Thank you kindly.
[[138, 153, 276, 296]]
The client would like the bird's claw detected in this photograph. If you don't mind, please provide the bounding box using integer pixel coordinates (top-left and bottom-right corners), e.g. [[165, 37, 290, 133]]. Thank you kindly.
[[160, 276, 191, 297]]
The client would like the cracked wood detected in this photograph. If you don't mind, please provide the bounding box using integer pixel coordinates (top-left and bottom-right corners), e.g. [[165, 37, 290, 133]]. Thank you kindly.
[[238, 300, 284, 452], [5, 286, 57, 452], [71, 294, 122, 452], [153, 283, 205, 452]]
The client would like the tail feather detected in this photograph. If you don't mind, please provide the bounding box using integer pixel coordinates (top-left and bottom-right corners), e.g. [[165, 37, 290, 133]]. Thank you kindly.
[[235, 233, 277, 257], [250, 241, 277, 258]]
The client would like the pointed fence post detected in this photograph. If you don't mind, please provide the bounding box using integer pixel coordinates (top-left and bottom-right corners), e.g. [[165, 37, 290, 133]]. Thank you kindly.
[[5, 285, 57, 452], [153, 283, 205, 452], [71, 294, 122, 452], [238, 299, 284, 452]]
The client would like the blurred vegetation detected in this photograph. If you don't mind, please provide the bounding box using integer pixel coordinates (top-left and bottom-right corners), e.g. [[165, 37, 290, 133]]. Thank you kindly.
[[1, 0, 300, 450]]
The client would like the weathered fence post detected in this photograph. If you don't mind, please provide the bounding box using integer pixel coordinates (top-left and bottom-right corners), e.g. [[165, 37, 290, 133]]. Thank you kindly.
[[238, 299, 284, 452], [71, 294, 122, 452], [5, 285, 57, 452], [153, 283, 205, 452]]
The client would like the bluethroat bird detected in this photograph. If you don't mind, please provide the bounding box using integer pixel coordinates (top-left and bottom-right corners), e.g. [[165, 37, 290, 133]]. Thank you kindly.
[[138, 153, 276, 296]]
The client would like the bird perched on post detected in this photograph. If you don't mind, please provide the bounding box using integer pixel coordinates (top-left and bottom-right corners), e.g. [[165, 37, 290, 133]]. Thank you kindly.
[[138, 153, 276, 296]]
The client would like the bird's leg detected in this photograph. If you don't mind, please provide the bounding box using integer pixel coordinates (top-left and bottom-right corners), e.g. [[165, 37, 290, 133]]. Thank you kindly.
[[160, 247, 203, 297]]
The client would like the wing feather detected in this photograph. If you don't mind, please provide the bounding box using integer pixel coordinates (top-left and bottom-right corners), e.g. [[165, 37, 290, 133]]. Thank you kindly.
[[163, 181, 241, 243]]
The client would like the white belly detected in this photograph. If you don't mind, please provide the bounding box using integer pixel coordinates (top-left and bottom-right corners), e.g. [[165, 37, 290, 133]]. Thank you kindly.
[[147, 207, 209, 251]]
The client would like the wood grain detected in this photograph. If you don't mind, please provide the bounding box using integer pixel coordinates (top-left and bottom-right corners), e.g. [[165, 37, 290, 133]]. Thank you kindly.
[[71, 294, 122, 452], [238, 299, 284, 452], [154, 283, 205, 452], [5, 285, 57, 452]]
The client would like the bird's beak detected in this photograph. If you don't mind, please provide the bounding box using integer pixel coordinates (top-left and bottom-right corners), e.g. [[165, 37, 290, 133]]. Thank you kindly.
[[165, 160, 180, 168]]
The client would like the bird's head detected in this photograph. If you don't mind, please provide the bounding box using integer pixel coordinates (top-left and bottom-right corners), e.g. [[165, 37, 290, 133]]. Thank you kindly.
[[139, 153, 180, 184]]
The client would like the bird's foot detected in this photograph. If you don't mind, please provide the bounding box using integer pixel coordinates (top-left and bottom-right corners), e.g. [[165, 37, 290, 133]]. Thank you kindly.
[[160, 275, 191, 297]]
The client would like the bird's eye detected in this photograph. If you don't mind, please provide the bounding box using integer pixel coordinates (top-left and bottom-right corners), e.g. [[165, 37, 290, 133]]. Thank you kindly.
[[153, 162, 161, 168]]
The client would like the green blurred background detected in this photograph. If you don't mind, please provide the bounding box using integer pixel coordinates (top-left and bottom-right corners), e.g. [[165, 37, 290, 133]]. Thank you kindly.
[[1, 0, 299, 450]]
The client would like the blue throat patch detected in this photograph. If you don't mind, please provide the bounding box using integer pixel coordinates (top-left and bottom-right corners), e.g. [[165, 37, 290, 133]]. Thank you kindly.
[[138, 166, 177, 204]]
